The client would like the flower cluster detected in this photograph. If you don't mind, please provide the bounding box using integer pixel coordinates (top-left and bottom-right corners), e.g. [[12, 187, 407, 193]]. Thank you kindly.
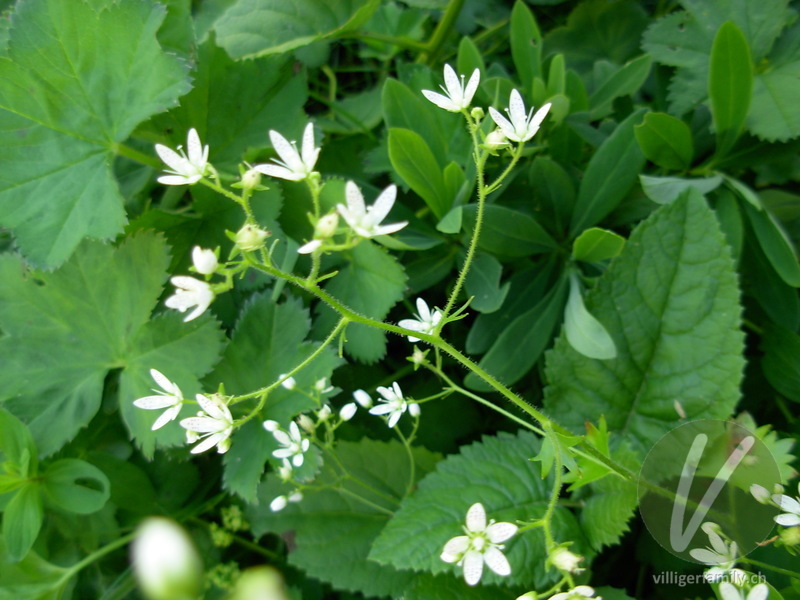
[[154, 128, 209, 186], [689, 522, 738, 582], [363, 382, 420, 428], [264, 421, 310, 468], [440, 502, 517, 586]]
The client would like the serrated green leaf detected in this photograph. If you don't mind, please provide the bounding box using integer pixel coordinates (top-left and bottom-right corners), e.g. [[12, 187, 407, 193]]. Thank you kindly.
[[248, 439, 440, 597], [151, 38, 308, 170], [0, 537, 68, 600], [709, 22, 753, 157], [570, 110, 646, 236], [465, 273, 567, 392], [639, 174, 723, 205], [0, 0, 190, 266], [572, 228, 626, 262], [207, 294, 342, 502], [564, 273, 617, 360], [315, 241, 406, 363], [0, 233, 224, 456], [3, 484, 43, 561], [215, 0, 380, 59], [388, 128, 450, 219], [634, 112, 694, 171], [41, 458, 109, 515], [589, 54, 652, 120], [545, 190, 744, 455], [369, 431, 590, 589]]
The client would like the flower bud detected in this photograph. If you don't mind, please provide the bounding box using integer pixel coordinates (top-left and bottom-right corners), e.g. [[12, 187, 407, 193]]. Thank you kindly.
[[278, 459, 293, 482], [297, 414, 315, 434], [235, 224, 269, 252], [279, 375, 296, 390], [315, 213, 339, 239], [549, 547, 584, 574], [516, 593, 538, 600], [230, 566, 290, 600], [132, 517, 202, 600], [411, 347, 427, 367], [339, 402, 357, 421], [270, 495, 288, 512], [263, 419, 279, 432], [750, 483, 771, 504], [317, 404, 332, 421], [484, 129, 510, 151], [408, 403, 421, 418], [470, 106, 485, 121], [353, 389, 372, 408], [191, 246, 218, 275], [780, 524, 800, 546], [241, 168, 262, 191], [288, 491, 303, 503]]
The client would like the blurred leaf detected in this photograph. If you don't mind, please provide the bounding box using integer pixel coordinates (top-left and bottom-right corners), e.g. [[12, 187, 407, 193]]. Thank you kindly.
[[589, 54, 652, 120], [709, 21, 753, 157], [545, 190, 744, 455], [0, 0, 190, 266], [0, 537, 68, 599], [640, 174, 722, 205], [3, 484, 43, 561], [215, 0, 381, 59], [42, 459, 109, 515], [570, 109, 646, 236], [762, 324, 800, 403], [0, 410, 37, 475], [634, 112, 694, 171], [572, 228, 626, 262]]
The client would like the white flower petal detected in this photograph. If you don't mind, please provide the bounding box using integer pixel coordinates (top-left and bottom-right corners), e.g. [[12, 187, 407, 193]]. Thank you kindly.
[[421, 90, 460, 111], [748, 584, 769, 600], [483, 546, 511, 576], [345, 181, 367, 219], [134, 395, 178, 410], [180, 416, 226, 434], [387, 411, 403, 428], [151, 404, 182, 431], [186, 128, 204, 166], [775, 513, 800, 526], [196, 394, 226, 421], [269, 129, 304, 173], [149, 369, 177, 394], [719, 582, 742, 600], [298, 239, 322, 254], [689, 548, 722, 564], [462, 550, 484, 586], [301, 122, 319, 171], [441, 535, 469, 562], [191, 432, 225, 454], [488, 107, 515, 139], [508, 89, 527, 132], [272, 430, 291, 445], [486, 522, 517, 543], [353, 389, 372, 408], [775, 494, 800, 514], [372, 221, 408, 236], [465, 503, 486, 532], [366, 184, 396, 225], [572, 586, 596, 597], [443, 63, 460, 99], [463, 68, 480, 106]]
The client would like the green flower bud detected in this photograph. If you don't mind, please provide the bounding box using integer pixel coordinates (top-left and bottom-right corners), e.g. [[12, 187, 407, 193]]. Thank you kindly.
[[132, 518, 202, 600], [470, 106, 485, 121], [241, 168, 262, 191], [315, 213, 339, 239], [780, 525, 800, 546], [235, 224, 269, 252], [231, 566, 290, 600]]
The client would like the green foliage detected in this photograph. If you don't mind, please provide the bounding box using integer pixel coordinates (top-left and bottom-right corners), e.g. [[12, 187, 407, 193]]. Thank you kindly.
[[214, 0, 381, 59], [389, 128, 452, 219], [572, 228, 626, 263], [0, 233, 224, 456], [370, 431, 589, 589], [545, 191, 745, 454], [0, 0, 190, 267], [634, 112, 694, 171], [248, 439, 440, 596]]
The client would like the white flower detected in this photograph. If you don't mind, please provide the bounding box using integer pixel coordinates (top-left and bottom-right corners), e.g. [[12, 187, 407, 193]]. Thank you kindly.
[[337, 181, 407, 238], [133, 369, 184, 431], [353, 389, 372, 408], [270, 495, 288, 512], [277, 459, 293, 482], [488, 90, 551, 143], [154, 128, 209, 186], [180, 394, 234, 454], [271, 422, 310, 467], [368, 382, 408, 428], [719, 582, 769, 600], [408, 402, 421, 418], [690, 522, 738, 574], [550, 586, 601, 600], [340, 402, 357, 421], [288, 491, 303, 503], [191, 246, 218, 275], [773, 483, 800, 526], [398, 298, 442, 342], [422, 64, 480, 112], [440, 502, 517, 586], [279, 374, 296, 390], [132, 517, 202, 600], [165, 276, 214, 322], [254, 122, 320, 182]]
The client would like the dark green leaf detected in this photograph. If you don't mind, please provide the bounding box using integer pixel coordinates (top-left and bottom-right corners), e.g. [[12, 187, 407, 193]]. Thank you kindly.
[[545, 191, 745, 455], [709, 21, 753, 157], [388, 128, 450, 219], [0, 537, 68, 599], [510, 1, 542, 88], [572, 228, 626, 262], [742, 200, 800, 287], [570, 109, 646, 236], [463, 253, 509, 314], [634, 112, 694, 171], [463, 204, 559, 257], [42, 459, 109, 515], [589, 54, 652, 120], [762, 325, 800, 403]]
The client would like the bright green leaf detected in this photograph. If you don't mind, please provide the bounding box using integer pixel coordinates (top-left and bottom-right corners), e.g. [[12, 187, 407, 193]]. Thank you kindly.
[[248, 439, 440, 597], [572, 228, 626, 262], [0, 233, 224, 456], [634, 112, 694, 171], [42, 459, 109, 515], [3, 484, 43, 561], [570, 109, 646, 236], [639, 174, 723, 205], [709, 21, 753, 157], [388, 128, 450, 219], [0, 410, 37, 475], [589, 54, 652, 120], [436, 206, 463, 234], [0, 0, 190, 266], [383, 78, 447, 164], [510, 1, 542, 88], [545, 190, 745, 455], [369, 431, 590, 588], [214, 0, 381, 59], [564, 273, 617, 360], [463, 253, 509, 314]]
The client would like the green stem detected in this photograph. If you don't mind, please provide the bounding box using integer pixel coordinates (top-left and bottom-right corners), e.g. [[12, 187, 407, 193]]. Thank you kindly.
[[114, 143, 161, 168], [346, 30, 428, 52], [337, 486, 396, 515], [419, 0, 465, 64], [740, 557, 800, 580], [59, 532, 137, 585]]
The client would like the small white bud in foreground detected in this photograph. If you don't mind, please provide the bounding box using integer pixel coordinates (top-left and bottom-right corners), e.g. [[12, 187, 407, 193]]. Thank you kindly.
[[262, 420, 279, 432], [270, 496, 288, 512], [279, 374, 296, 390], [339, 402, 357, 421], [132, 517, 202, 600], [191, 246, 218, 275]]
